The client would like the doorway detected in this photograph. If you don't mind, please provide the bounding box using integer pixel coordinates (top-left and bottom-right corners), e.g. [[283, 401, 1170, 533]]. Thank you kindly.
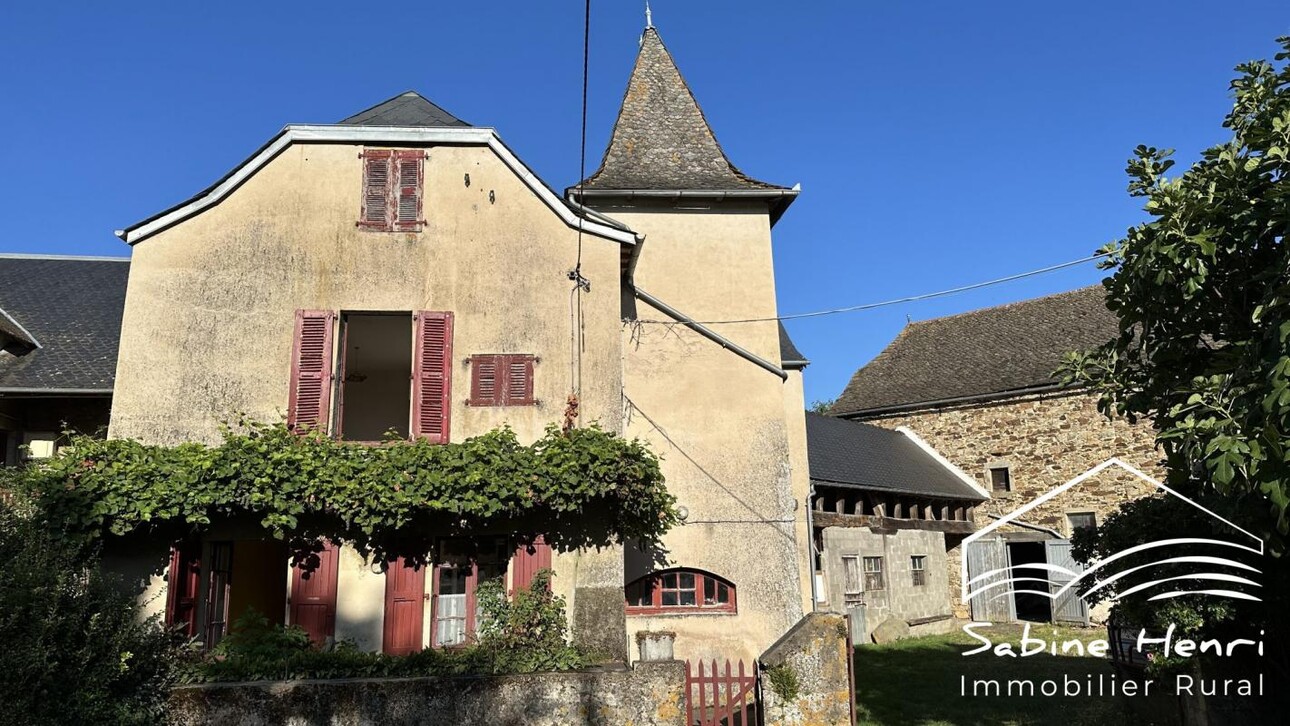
[[1007, 540, 1052, 622], [337, 313, 412, 441]]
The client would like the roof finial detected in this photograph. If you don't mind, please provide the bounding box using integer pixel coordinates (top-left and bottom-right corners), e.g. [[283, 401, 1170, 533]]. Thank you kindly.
[[645, 0, 653, 29]]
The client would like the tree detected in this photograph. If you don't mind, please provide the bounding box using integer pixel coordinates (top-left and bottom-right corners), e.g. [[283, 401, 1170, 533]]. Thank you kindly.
[[1064, 36, 1290, 551], [808, 398, 836, 414]]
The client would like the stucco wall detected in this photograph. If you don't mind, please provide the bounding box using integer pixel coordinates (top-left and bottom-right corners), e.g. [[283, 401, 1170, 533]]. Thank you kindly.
[[168, 661, 687, 726], [856, 391, 1161, 616], [111, 139, 627, 651], [760, 612, 853, 726], [612, 202, 805, 663], [820, 527, 949, 636]]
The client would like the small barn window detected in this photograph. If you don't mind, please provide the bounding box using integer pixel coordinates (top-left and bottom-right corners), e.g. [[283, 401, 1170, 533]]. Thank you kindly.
[[625, 569, 735, 614], [910, 555, 926, 587], [862, 556, 885, 591], [469, 354, 535, 406], [1067, 511, 1097, 534], [988, 466, 1012, 492]]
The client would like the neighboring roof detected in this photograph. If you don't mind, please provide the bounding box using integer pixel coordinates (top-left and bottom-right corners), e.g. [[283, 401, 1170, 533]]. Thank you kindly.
[[805, 413, 985, 501], [574, 28, 788, 194], [0, 306, 38, 354], [338, 91, 471, 127], [779, 321, 808, 369], [0, 255, 129, 392], [833, 286, 1117, 416]]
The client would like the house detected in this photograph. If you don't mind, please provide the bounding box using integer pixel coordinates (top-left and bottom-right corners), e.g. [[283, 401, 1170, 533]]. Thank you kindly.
[[804, 412, 986, 638], [0, 254, 128, 464], [830, 286, 1162, 621], [106, 22, 810, 664]]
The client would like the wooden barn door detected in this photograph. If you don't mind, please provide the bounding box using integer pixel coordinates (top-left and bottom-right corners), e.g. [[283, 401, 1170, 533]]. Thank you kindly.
[[966, 536, 1015, 622], [383, 557, 426, 655], [290, 541, 340, 646], [1045, 539, 1089, 625]]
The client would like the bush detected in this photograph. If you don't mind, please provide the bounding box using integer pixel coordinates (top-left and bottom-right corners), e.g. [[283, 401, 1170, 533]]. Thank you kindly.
[[0, 498, 178, 726], [183, 569, 588, 683]]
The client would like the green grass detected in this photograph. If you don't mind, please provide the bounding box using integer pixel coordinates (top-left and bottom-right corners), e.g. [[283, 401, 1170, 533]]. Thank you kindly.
[[853, 623, 1173, 726]]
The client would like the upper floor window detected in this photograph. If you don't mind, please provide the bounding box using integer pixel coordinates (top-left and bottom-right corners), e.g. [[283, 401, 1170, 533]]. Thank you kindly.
[[359, 149, 425, 232], [468, 354, 536, 407], [1067, 511, 1097, 534], [862, 556, 885, 591], [988, 465, 1012, 493], [625, 568, 736, 614]]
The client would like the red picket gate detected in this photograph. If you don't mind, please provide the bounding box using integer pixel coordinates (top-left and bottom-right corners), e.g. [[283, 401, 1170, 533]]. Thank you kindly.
[[685, 658, 760, 726]]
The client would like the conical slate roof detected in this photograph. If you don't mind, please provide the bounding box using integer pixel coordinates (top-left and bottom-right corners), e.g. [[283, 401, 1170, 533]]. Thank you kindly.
[[339, 91, 471, 127], [578, 28, 784, 192]]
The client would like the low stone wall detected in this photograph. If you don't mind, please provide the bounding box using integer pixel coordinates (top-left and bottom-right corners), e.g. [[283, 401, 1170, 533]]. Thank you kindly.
[[169, 661, 686, 726], [760, 612, 855, 726]]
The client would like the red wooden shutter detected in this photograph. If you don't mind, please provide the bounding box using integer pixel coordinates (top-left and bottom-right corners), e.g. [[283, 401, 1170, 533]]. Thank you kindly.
[[287, 310, 335, 433], [470, 355, 499, 406], [360, 149, 393, 229], [510, 537, 552, 593], [165, 543, 202, 637], [412, 311, 453, 443], [503, 355, 535, 406], [394, 150, 425, 231], [382, 557, 426, 655], [290, 541, 340, 647]]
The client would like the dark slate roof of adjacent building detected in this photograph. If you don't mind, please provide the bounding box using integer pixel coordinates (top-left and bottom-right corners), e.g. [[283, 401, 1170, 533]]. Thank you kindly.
[[779, 322, 807, 369], [833, 285, 1117, 416], [0, 255, 129, 391], [805, 413, 985, 500], [574, 28, 786, 192], [0, 307, 38, 354], [338, 91, 471, 127]]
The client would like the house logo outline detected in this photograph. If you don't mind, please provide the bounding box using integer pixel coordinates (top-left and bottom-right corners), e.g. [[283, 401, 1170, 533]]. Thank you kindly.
[[960, 457, 1265, 608]]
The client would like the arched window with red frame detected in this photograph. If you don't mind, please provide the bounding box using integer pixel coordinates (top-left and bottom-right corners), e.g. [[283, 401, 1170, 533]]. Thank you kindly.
[[625, 568, 736, 614]]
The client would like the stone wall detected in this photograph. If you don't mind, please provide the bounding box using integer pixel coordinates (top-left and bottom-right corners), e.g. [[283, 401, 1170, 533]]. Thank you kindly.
[[820, 527, 949, 638], [760, 612, 854, 726], [168, 662, 686, 726], [858, 391, 1162, 617]]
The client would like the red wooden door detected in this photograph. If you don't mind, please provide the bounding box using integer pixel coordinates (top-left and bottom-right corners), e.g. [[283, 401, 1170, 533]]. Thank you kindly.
[[382, 557, 426, 655], [165, 543, 202, 637], [290, 541, 340, 646], [510, 537, 552, 594]]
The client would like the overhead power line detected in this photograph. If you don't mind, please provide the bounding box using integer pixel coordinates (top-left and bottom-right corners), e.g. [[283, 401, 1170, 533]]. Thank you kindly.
[[638, 252, 1112, 326]]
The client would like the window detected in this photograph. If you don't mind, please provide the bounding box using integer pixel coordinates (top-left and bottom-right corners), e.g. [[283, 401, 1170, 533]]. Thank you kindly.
[[625, 569, 735, 614], [287, 310, 453, 443], [1067, 511, 1097, 533], [862, 556, 885, 591], [359, 149, 425, 232], [468, 354, 536, 406], [841, 555, 862, 605], [910, 555, 927, 587], [204, 542, 234, 649], [989, 466, 1012, 493]]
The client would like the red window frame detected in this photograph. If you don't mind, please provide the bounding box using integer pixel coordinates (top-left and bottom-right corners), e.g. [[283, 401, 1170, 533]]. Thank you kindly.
[[625, 568, 736, 615]]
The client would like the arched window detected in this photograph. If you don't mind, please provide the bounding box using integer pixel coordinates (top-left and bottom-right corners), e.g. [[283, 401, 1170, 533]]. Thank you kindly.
[[624, 569, 736, 614]]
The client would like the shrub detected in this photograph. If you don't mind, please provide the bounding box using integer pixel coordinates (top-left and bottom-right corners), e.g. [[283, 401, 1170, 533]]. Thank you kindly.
[[0, 498, 178, 726]]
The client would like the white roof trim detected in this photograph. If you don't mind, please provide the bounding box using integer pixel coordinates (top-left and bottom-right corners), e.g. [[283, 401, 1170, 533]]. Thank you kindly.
[[117, 125, 640, 246], [895, 426, 991, 499], [0, 307, 41, 350]]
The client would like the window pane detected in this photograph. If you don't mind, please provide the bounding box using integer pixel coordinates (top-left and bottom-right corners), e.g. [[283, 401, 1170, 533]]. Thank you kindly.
[[678, 572, 695, 589], [661, 591, 678, 606], [704, 578, 716, 603], [679, 589, 696, 606], [716, 583, 729, 603], [662, 572, 677, 589]]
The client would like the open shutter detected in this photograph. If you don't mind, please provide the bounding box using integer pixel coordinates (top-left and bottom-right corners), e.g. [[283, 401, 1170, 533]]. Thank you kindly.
[[165, 543, 202, 637], [412, 311, 453, 443], [382, 557, 426, 655], [394, 150, 425, 231], [510, 537, 552, 594], [287, 310, 335, 433], [360, 149, 393, 229]]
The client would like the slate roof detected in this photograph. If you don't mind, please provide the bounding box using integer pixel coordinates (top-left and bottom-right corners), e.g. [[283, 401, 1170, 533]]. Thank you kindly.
[[779, 322, 807, 368], [805, 413, 985, 501], [833, 285, 1117, 416], [575, 28, 786, 192], [339, 91, 471, 127], [0, 308, 37, 354], [0, 255, 129, 391]]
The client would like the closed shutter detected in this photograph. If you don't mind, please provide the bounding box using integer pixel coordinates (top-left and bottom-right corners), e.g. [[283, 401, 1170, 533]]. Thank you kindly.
[[470, 356, 499, 406], [360, 150, 393, 229], [287, 310, 335, 433], [290, 541, 340, 647], [382, 557, 427, 655], [510, 537, 552, 593], [469, 354, 534, 406], [504, 356, 534, 405], [394, 150, 425, 231], [412, 312, 453, 443]]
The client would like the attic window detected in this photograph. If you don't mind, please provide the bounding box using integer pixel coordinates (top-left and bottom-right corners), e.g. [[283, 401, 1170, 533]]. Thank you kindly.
[[468, 354, 536, 406], [988, 466, 1012, 493], [359, 149, 425, 232]]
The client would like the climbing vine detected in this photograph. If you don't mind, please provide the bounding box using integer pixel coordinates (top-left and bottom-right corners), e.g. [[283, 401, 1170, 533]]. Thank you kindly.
[[4, 421, 676, 564]]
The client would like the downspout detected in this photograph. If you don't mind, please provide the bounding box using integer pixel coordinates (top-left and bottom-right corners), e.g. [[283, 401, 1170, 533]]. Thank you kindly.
[[805, 483, 818, 611]]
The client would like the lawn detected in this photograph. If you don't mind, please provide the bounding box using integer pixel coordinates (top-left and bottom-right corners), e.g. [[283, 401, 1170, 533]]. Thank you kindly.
[[853, 623, 1174, 726]]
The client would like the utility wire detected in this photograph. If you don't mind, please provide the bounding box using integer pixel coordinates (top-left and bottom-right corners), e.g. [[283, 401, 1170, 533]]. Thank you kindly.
[[638, 251, 1111, 325]]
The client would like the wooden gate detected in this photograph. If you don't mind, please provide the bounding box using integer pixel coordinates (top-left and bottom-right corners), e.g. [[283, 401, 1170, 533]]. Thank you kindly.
[[685, 659, 760, 726], [966, 535, 1015, 622]]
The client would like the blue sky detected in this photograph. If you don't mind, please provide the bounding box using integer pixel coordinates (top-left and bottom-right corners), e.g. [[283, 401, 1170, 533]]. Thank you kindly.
[[1, 1, 1286, 403]]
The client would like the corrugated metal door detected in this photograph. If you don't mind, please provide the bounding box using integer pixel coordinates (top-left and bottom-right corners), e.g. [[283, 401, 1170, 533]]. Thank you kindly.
[[966, 536, 1015, 622], [1045, 539, 1089, 625]]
